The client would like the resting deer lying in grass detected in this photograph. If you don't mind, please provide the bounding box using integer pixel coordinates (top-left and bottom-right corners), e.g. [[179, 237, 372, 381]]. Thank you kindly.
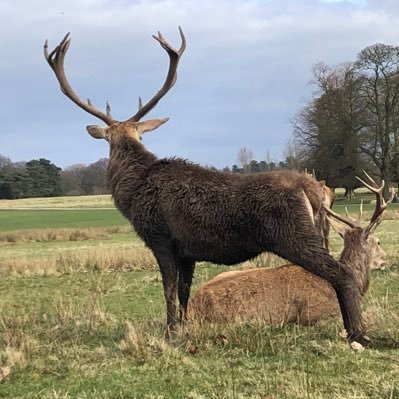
[[45, 28, 367, 344], [190, 174, 389, 325]]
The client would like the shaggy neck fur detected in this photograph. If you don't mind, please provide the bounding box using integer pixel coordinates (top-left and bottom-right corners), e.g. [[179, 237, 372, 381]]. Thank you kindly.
[[107, 136, 157, 218], [339, 231, 370, 296]]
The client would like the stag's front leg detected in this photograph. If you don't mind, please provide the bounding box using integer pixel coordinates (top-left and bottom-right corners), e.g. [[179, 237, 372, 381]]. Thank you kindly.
[[155, 250, 178, 339], [177, 259, 195, 323], [273, 234, 368, 345], [314, 262, 367, 344], [333, 278, 369, 345]]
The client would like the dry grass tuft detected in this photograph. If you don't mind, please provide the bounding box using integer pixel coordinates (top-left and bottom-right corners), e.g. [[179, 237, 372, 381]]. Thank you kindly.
[[118, 321, 179, 360], [0, 365, 11, 383], [0, 226, 131, 244], [0, 316, 36, 378], [364, 292, 399, 341], [0, 246, 157, 276], [1, 317, 35, 358], [239, 252, 286, 269], [0, 194, 113, 209], [0, 259, 52, 276], [54, 296, 112, 333], [56, 247, 157, 273]]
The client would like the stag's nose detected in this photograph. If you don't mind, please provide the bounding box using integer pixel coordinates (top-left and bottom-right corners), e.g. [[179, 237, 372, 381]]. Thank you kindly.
[[378, 251, 387, 270]]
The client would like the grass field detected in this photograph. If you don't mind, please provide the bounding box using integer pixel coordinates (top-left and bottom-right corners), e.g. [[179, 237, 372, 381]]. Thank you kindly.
[[0, 193, 399, 398], [0, 209, 127, 232]]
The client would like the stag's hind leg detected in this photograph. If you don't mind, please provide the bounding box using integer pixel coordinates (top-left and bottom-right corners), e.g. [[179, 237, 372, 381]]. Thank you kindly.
[[273, 235, 367, 344]]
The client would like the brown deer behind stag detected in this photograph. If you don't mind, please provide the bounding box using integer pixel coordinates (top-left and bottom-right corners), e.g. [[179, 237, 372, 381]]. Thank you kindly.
[[190, 175, 389, 325], [45, 28, 368, 344]]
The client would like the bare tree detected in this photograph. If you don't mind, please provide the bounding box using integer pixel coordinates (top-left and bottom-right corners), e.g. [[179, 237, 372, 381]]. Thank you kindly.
[[355, 43, 399, 199], [61, 164, 87, 195], [81, 158, 109, 194], [281, 141, 305, 170], [0, 155, 12, 171], [237, 147, 253, 172], [293, 62, 370, 197]]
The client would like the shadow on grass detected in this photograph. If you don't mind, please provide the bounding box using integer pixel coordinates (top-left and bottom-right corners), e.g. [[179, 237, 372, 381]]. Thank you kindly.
[[368, 337, 399, 349]]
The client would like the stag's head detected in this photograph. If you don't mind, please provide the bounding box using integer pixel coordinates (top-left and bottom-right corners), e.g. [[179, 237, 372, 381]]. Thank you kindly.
[[44, 28, 186, 145], [338, 227, 387, 270], [326, 171, 391, 274]]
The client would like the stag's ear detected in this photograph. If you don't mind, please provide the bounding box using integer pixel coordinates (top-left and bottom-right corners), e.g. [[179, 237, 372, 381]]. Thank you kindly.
[[86, 125, 108, 140], [136, 118, 169, 136], [327, 215, 347, 239]]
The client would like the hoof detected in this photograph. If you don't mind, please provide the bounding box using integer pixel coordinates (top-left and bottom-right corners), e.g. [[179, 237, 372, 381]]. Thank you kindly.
[[348, 333, 371, 347]]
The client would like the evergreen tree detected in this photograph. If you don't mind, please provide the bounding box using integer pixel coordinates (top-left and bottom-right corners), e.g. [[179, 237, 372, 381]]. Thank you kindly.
[[24, 159, 62, 197]]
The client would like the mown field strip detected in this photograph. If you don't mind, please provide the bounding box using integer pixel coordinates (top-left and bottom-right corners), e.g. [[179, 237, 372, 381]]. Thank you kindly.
[[0, 194, 114, 209], [0, 209, 128, 232]]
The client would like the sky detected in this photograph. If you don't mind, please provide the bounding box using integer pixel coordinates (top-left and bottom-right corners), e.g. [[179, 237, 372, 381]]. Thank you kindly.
[[1, 0, 399, 169]]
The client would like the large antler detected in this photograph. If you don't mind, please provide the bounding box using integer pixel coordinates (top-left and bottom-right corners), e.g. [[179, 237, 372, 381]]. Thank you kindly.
[[325, 171, 392, 231], [356, 171, 391, 226], [325, 206, 359, 229], [127, 26, 186, 122], [44, 33, 115, 126], [44, 27, 186, 125]]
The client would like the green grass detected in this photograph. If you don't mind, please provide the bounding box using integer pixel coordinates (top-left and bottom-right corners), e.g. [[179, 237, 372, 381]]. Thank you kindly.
[[0, 209, 128, 232], [0, 195, 399, 398], [0, 266, 398, 399]]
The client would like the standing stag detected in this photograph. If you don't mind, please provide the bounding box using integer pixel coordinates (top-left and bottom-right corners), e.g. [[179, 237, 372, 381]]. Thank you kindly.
[[45, 28, 367, 344], [190, 174, 389, 325]]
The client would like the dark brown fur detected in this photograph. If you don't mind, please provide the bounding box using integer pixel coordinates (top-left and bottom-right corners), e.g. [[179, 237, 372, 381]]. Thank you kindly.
[[106, 127, 366, 343]]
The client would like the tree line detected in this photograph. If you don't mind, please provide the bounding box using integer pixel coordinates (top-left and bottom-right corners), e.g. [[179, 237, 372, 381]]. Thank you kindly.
[[0, 150, 298, 200], [0, 155, 109, 199], [229, 146, 300, 174]]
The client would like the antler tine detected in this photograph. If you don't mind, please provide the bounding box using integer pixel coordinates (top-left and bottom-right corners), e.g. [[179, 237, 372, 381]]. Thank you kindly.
[[362, 170, 377, 186], [356, 171, 388, 225], [355, 176, 384, 197], [44, 34, 115, 126], [127, 26, 186, 122], [342, 199, 363, 225], [359, 198, 363, 221], [324, 206, 359, 229], [106, 101, 112, 118]]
